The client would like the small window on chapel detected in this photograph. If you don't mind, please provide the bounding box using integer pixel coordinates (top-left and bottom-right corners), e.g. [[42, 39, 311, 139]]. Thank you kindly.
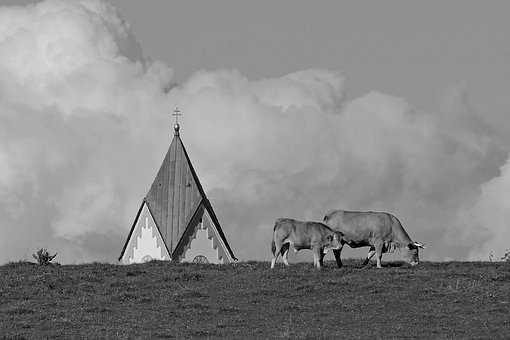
[[192, 255, 209, 264]]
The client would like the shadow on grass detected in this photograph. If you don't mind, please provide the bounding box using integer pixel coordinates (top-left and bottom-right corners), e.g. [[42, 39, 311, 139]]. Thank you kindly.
[[383, 261, 406, 268]]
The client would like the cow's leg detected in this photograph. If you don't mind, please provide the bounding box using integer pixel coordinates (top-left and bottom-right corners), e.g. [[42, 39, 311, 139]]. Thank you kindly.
[[333, 247, 343, 268], [374, 242, 384, 269], [362, 247, 376, 266], [281, 243, 290, 266]]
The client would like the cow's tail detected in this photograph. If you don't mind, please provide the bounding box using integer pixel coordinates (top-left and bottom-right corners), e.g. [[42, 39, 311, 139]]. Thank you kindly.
[[271, 220, 278, 255]]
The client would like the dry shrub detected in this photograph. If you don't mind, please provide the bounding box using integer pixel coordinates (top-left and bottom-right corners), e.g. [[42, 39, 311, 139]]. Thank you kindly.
[[32, 248, 57, 265]]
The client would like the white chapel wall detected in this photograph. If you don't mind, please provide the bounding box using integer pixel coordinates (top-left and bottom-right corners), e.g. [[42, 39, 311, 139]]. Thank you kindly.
[[182, 220, 223, 264], [122, 203, 170, 264]]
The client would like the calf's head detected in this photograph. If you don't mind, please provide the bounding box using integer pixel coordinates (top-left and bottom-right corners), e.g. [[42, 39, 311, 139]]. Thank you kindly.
[[405, 242, 425, 266], [323, 231, 344, 253]]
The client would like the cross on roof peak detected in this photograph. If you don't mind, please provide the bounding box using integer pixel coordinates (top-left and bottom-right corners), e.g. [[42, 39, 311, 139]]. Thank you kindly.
[[171, 107, 182, 135]]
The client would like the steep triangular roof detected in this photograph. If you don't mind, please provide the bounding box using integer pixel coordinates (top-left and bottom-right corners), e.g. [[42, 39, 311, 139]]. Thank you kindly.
[[119, 124, 237, 262]]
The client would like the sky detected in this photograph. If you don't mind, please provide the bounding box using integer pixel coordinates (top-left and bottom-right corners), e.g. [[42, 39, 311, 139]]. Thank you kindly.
[[0, 0, 509, 264], [110, 1, 510, 129]]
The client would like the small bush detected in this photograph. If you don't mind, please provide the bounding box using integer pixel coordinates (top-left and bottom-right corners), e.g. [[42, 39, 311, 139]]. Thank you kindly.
[[32, 248, 57, 266], [502, 249, 510, 262]]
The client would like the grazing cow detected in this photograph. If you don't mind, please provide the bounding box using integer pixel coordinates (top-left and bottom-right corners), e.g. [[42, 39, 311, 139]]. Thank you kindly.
[[271, 218, 343, 269], [323, 210, 425, 268]]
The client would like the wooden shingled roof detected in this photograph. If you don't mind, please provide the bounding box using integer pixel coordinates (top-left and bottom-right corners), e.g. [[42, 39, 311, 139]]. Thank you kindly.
[[119, 125, 237, 262]]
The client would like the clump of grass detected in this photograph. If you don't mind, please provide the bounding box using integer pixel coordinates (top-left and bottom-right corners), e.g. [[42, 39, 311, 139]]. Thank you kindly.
[[32, 248, 57, 266], [179, 272, 202, 281], [5, 260, 36, 268], [125, 270, 145, 277]]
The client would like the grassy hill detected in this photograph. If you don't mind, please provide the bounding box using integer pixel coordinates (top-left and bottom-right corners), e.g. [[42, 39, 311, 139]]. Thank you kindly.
[[1, 260, 509, 339]]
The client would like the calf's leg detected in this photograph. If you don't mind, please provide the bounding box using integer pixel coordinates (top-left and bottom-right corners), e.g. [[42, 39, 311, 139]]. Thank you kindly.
[[312, 247, 322, 269], [374, 242, 384, 268], [271, 240, 283, 269], [281, 243, 290, 266]]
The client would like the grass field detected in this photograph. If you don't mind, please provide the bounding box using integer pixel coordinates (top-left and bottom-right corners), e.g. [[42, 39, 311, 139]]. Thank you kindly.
[[1, 260, 509, 339]]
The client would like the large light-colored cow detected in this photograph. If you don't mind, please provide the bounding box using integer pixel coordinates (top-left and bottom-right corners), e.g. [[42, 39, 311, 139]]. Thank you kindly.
[[323, 210, 425, 268], [271, 218, 343, 269]]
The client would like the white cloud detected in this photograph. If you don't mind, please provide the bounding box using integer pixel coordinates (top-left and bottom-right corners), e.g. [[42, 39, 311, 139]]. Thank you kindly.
[[0, 0, 172, 263], [169, 70, 505, 261], [466, 158, 510, 260], [0, 0, 507, 264]]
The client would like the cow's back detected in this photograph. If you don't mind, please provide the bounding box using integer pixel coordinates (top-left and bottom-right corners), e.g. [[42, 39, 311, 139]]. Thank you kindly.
[[324, 210, 394, 244]]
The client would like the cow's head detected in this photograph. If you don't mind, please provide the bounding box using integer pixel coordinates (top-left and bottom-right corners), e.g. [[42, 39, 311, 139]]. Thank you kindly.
[[405, 242, 425, 266], [323, 231, 344, 254]]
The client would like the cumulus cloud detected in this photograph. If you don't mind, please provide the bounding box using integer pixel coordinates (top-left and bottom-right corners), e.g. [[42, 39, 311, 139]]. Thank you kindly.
[[0, 0, 172, 263], [172, 75, 506, 261], [460, 158, 510, 260], [0, 0, 508, 264]]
